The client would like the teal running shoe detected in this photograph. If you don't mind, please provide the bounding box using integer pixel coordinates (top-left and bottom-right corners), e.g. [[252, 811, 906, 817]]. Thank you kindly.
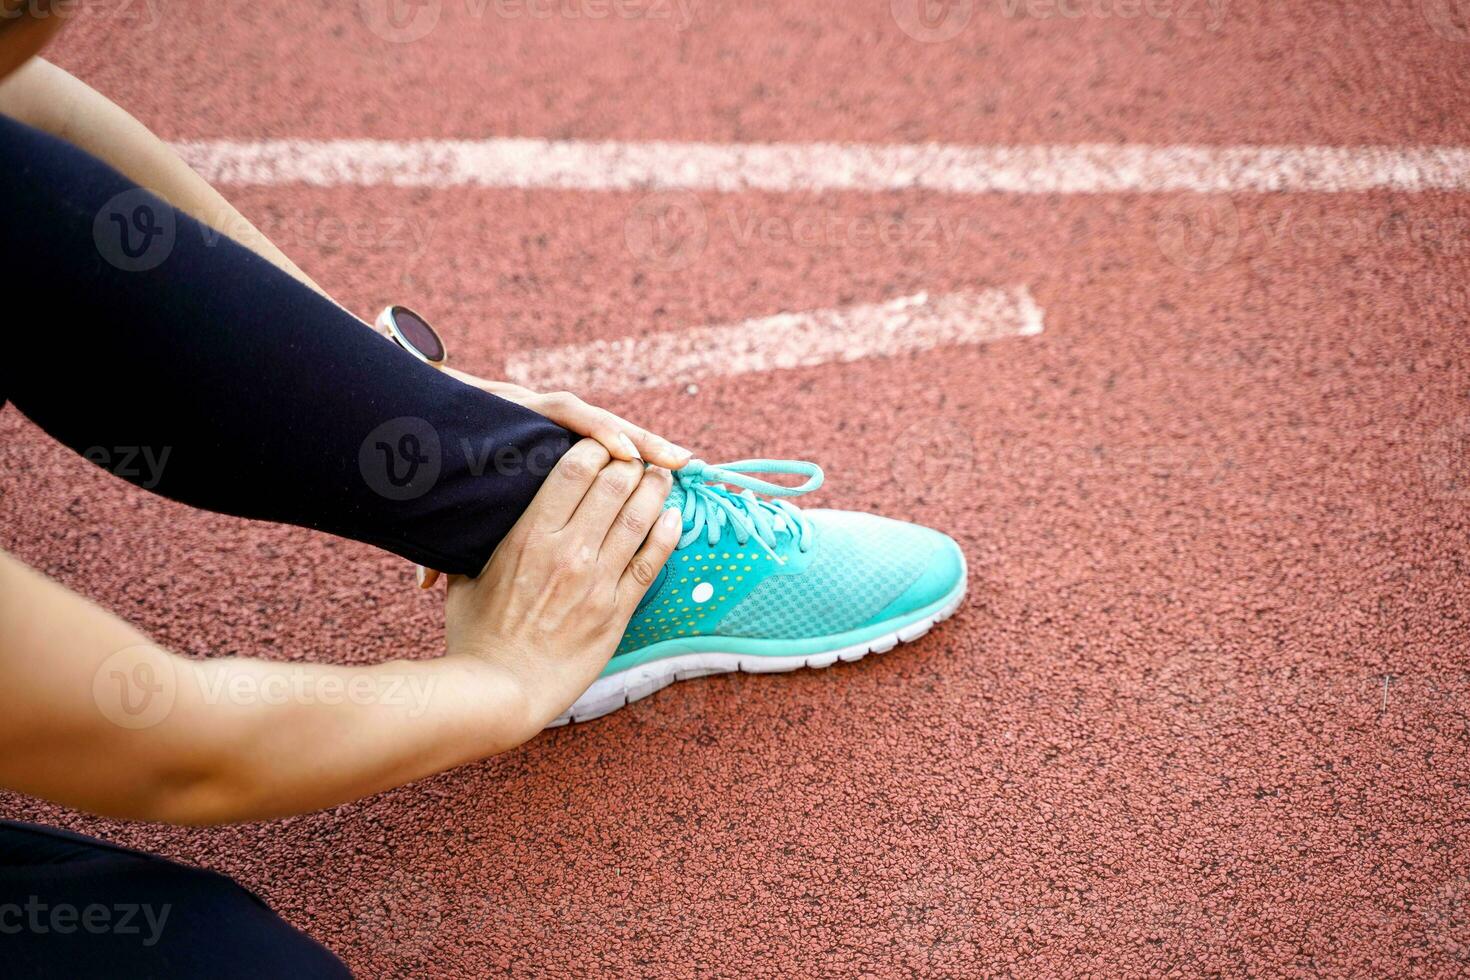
[[549, 458, 967, 725]]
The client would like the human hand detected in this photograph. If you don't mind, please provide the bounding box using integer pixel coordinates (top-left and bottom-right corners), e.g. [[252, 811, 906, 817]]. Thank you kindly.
[[413, 370, 690, 590], [446, 369, 692, 469], [440, 439, 681, 733]]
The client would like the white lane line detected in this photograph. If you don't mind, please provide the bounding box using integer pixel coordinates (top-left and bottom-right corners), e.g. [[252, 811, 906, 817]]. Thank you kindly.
[[171, 139, 1470, 193], [502, 286, 1044, 394]]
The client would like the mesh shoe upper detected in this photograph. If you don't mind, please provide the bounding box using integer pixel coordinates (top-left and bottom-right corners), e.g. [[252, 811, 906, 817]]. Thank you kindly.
[[613, 460, 964, 657], [714, 510, 941, 639]]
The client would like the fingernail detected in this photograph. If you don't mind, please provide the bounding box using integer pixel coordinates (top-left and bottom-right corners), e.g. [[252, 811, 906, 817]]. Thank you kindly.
[[660, 507, 681, 531], [415, 565, 428, 588], [618, 433, 642, 460], [666, 441, 692, 462]]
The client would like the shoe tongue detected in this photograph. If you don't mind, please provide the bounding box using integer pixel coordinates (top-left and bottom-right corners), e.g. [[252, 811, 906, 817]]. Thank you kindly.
[[663, 475, 743, 513], [663, 479, 687, 512]]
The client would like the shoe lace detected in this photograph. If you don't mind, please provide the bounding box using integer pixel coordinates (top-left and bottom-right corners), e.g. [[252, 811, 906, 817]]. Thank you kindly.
[[674, 459, 824, 565]]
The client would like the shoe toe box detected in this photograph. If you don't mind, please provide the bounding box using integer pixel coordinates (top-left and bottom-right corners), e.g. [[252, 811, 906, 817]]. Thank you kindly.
[[856, 524, 966, 628], [633, 510, 968, 645]]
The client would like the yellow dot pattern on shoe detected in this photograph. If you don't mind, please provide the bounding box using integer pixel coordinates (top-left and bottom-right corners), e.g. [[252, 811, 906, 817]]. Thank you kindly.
[[613, 549, 779, 657], [606, 507, 956, 670]]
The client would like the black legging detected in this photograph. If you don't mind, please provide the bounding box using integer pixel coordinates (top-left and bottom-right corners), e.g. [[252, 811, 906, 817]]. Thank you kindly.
[[0, 820, 351, 978], [0, 114, 583, 975], [0, 112, 574, 577]]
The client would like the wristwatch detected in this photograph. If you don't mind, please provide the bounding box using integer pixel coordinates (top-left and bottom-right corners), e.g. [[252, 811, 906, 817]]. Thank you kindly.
[[375, 305, 448, 369]]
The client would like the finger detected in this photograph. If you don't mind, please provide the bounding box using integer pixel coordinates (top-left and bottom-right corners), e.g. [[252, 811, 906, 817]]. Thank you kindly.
[[621, 423, 692, 470], [562, 457, 645, 548], [590, 408, 691, 469], [599, 465, 674, 569], [523, 438, 611, 532], [616, 506, 682, 610], [535, 392, 639, 462], [538, 392, 690, 468]]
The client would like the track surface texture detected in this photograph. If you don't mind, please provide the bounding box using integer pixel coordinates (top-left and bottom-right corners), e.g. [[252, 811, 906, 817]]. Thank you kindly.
[[3, 1, 1470, 976]]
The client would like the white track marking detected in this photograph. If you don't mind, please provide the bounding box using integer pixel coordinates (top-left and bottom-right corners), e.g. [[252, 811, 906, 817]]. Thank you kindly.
[[172, 139, 1470, 193], [502, 287, 1043, 394]]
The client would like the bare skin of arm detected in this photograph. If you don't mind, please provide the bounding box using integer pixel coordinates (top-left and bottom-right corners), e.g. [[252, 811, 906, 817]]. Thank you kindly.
[[0, 444, 679, 825]]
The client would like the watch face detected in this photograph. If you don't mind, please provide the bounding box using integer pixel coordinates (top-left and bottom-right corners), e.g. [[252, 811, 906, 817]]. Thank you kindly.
[[391, 307, 446, 364]]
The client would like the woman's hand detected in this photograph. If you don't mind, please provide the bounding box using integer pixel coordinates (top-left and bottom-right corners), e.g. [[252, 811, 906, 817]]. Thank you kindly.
[[445, 369, 691, 469], [0, 440, 679, 823], [410, 369, 690, 590], [443, 438, 681, 731]]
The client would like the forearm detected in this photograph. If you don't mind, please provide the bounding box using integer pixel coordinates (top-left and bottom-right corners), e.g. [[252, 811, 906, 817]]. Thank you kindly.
[[0, 550, 533, 825], [0, 58, 326, 298], [155, 655, 529, 824]]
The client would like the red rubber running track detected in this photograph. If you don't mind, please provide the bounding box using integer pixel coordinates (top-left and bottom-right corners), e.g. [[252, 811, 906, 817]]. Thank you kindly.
[[3, 1, 1469, 975]]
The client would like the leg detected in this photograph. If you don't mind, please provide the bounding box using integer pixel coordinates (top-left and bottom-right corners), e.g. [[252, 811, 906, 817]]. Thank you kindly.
[[0, 820, 351, 978], [0, 112, 572, 576]]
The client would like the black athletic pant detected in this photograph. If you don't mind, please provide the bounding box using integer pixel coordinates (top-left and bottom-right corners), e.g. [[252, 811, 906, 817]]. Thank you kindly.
[[0, 113, 580, 975], [0, 112, 575, 576], [0, 820, 351, 977]]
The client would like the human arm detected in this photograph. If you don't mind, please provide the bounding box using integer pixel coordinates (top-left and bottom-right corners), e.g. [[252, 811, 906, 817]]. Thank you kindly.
[[0, 442, 680, 825]]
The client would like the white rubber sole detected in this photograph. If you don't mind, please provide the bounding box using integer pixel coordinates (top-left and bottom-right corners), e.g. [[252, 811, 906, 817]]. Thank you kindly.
[[546, 577, 967, 728]]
